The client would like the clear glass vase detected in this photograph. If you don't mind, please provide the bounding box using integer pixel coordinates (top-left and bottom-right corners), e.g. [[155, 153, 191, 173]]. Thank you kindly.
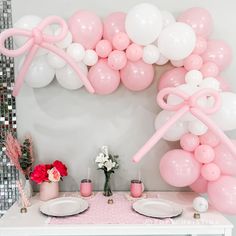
[[103, 171, 113, 197]]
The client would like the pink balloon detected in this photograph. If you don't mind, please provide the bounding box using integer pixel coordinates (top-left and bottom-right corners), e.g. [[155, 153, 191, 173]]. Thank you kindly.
[[214, 144, 236, 176], [178, 7, 213, 38], [112, 32, 130, 51], [193, 36, 207, 55], [103, 12, 126, 42], [95, 40, 112, 58], [184, 54, 203, 71], [201, 163, 221, 181], [88, 59, 120, 95], [202, 40, 232, 70], [68, 11, 103, 49], [190, 175, 208, 193], [126, 43, 143, 62], [180, 133, 200, 152], [160, 149, 200, 187], [158, 67, 187, 91], [194, 144, 215, 164], [200, 62, 219, 77], [199, 130, 220, 147], [120, 60, 154, 91], [208, 176, 236, 214], [216, 76, 231, 92], [108, 50, 127, 70]]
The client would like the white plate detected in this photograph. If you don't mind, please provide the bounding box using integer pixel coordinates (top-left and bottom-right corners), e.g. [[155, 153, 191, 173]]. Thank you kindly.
[[133, 198, 183, 218], [40, 197, 89, 217]]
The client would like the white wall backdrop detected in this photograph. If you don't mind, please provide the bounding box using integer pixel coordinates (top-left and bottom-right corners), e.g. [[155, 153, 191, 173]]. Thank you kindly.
[[12, 0, 236, 233]]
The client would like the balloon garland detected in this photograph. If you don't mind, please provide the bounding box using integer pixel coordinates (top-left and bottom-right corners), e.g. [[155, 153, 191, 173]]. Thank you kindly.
[[0, 3, 236, 214]]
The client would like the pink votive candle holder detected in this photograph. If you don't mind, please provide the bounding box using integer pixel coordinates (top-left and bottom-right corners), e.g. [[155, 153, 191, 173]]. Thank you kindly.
[[130, 180, 143, 198], [80, 179, 93, 197]]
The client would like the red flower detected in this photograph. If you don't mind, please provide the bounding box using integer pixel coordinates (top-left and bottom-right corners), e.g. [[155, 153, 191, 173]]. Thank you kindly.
[[30, 164, 48, 184], [53, 160, 68, 177]]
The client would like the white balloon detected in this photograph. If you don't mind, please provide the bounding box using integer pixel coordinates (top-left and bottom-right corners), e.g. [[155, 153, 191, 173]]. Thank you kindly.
[[185, 70, 203, 86], [67, 43, 85, 62], [171, 60, 184, 67], [83, 50, 98, 66], [47, 52, 66, 69], [125, 3, 163, 45], [54, 28, 72, 49], [155, 54, 169, 65], [200, 77, 220, 91], [188, 120, 208, 136], [161, 11, 176, 28], [158, 22, 196, 60], [142, 45, 160, 64], [56, 63, 88, 90]]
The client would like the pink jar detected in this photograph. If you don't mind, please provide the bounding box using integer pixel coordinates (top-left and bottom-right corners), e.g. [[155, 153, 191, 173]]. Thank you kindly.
[[130, 180, 143, 198], [40, 181, 59, 201], [80, 179, 93, 197]]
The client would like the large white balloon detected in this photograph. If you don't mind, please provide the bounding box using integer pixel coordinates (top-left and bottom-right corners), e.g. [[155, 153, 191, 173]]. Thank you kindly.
[[142, 44, 160, 64], [47, 52, 66, 69], [56, 63, 88, 90], [158, 22, 196, 60], [188, 120, 208, 136], [125, 3, 163, 45], [66, 43, 85, 62]]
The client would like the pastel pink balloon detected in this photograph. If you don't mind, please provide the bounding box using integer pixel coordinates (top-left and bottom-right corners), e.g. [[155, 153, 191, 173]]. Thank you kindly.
[[199, 130, 220, 147], [193, 36, 207, 55], [190, 175, 208, 193], [95, 40, 112, 58], [160, 149, 200, 187], [216, 76, 231, 92], [214, 144, 236, 176], [194, 144, 215, 164], [202, 40, 232, 70], [126, 43, 143, 62], [200, 62, 219, 77], [180, 133, 200, 152], [184, 54, 203, 71], [88, 59, 120, 95], [120, 60, 154, 91], [68, 11, 103, 49], [201, 163, 221, 181], [208, 176, 236, 214], [108, 50, 127, 70], [158, 67, 187, 91], [103, 12, 126, 42], [178, 7, 213, 38], [112, 32, 130, 51]]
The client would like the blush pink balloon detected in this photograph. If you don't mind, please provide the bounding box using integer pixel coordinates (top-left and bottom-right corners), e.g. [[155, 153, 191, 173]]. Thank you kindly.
[[216, 76, 231, 92], [126, 43, 143, 62], [190, 175, 208, 193], [112, 32, 130, 51], [95, 40, 112, 58], [194, 144, 215, 164], [214, 144, 236, 176], [199, 130, 220, 147], [178, 7, 213, 38], [184, 54, 203, 71], [103, 12, 126, 42], [201, 163, 221, 181], [88, 59, 120, 95], [208, 176, 236, 214], [200, 62, 219, 77], [180, 133, 200, 152], [120, 60, 154, 91], [158, 67, 187, 91], [202, 40, 232, 70], [160, 149, 200, 187], [68, 11, 103, 49], [193, 36, 207, 55], [108, 50, 127, 70]]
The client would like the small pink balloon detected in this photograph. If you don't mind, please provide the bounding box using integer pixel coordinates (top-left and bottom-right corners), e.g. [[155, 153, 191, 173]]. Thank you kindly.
[[158, 67, 187, 91], [184, 54, 203, 71], [103, 12, 126, 42], [108, 50, 127, 70], [190, 175, 208, 193], [120, 60, 154, 91], [202, 40, 232, 70], [193, 36, 207, 55], [95, 40, 112, 58], [112, 32, 130, 51], [88, 59, 120, 95], [178, 7, 213, 38], [208, 176, 236, 214], [180, 133, 200, 152], [201, 163, 221, 181], [160, 149, 200, 187], [194, 144, 215, 163], [216, 76, 231, 92], [200, 62, 219, 77], [199, 130, 220, 147], [126, 43, 143, 62], [68, 11, 103, 49]]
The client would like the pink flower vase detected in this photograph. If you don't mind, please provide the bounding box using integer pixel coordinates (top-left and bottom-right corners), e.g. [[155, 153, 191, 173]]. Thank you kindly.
[[40, 182, 59, 201]]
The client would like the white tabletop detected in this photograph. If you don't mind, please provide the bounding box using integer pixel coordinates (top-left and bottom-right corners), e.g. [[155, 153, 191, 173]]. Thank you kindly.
[[0, 192, 233, 236]]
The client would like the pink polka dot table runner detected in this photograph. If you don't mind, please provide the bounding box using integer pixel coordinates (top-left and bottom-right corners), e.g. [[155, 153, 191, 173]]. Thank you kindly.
[[49, 192, 173, 225]]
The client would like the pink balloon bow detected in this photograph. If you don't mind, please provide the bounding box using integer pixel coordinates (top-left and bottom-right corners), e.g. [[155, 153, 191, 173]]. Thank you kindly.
[[133, 87, 236, 163], [0, 16, 95, 96]]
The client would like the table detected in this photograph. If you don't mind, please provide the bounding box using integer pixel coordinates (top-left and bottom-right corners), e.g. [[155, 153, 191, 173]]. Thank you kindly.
[[0, 192, 233, 236]]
